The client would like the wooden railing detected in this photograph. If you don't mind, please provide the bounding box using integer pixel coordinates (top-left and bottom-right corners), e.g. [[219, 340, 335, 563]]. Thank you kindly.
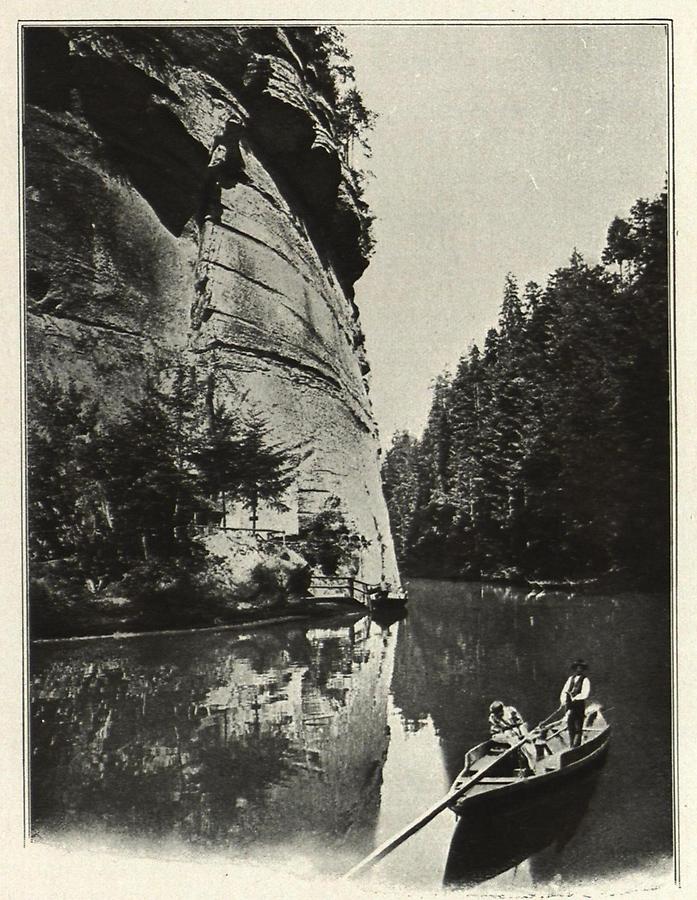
[[306, 575, 376, 607], [190, 528, 388, 610], [192, 525, 287, 541]]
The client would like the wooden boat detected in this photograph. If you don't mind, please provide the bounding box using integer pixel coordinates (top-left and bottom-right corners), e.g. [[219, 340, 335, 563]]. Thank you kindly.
[[448, 706, 610, 814], [370, 589, 408, 612], [444, 766, 602, 887]]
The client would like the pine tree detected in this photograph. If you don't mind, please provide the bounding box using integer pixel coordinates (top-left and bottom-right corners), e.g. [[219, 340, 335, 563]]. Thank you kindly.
[[498, 273, 525, 343], [27, 378, 102, 566], [603, 216, 640, 279], [190, 397, 246, 528], [236, 409, 296, 532], [444, 347, 488, 576], [384, 190, 668, 587], [382, 431, 419, 564], [94, 375, 205, 562], [607, 191, 669, 584]]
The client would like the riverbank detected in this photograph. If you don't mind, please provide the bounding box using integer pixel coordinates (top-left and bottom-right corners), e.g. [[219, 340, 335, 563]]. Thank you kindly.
[[29, 531, 322, 640], [31, 599, 368, 644], [398, 567, 668, 594], [29, 572, 372, 641]]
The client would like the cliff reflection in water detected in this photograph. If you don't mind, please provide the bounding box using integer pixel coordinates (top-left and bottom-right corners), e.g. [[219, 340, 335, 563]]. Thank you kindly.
[[31, 615, 395, 860]]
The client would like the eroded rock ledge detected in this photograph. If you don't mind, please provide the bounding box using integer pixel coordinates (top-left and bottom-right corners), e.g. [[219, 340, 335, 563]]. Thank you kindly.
[[25, 26, 371, 297]]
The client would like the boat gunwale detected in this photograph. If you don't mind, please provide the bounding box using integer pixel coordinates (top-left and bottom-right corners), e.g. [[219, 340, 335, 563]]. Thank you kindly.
[[450, 722, 611, 812]]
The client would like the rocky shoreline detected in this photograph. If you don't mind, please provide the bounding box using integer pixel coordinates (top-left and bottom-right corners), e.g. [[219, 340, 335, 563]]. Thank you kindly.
[[31, 597, 367, 643]]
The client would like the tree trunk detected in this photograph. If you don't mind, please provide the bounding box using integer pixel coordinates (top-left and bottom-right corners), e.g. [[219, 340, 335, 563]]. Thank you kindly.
[[251, 493, 258, 533], [205, 372, 216, 428]]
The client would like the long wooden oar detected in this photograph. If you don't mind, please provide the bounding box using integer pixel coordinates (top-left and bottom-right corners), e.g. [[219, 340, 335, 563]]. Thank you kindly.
[[343, 708, 563, 880]]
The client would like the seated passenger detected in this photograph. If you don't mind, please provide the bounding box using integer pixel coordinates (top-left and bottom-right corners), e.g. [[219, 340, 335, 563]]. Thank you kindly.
[[488, 700, 537, 774]]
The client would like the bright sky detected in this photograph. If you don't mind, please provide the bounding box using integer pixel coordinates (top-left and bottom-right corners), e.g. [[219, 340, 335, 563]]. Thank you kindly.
[[342, 24, 668, 442]]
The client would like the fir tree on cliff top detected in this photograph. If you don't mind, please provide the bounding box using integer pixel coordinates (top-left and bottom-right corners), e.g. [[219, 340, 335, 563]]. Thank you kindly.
[[287, 28, 377, 171]]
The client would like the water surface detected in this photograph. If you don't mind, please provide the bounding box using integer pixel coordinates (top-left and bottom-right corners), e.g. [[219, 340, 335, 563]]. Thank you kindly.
[[31, 580, 673, 892]]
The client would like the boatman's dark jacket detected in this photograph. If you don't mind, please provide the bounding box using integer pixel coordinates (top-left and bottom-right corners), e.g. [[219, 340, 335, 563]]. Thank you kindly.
[[559, 675, 591, 706]]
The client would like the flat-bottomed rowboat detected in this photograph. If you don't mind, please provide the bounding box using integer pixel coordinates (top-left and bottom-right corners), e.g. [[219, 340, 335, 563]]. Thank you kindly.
[[449, 706, 610, 814]]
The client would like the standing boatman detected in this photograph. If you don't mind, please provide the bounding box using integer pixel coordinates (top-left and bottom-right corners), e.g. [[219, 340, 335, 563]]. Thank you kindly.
[[560, 659, 591, 747]]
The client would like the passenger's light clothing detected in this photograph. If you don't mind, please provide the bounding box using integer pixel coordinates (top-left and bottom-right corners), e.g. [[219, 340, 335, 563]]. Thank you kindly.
[[489, 705, 537, 773], [489, 705, 525, 737]]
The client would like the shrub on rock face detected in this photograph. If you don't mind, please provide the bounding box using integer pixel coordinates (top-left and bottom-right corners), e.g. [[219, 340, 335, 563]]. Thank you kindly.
[[281, 550, 313, 597], [257, 544, 311, 601], [297, 496, 368, 576], [199, 531, 310, 607]]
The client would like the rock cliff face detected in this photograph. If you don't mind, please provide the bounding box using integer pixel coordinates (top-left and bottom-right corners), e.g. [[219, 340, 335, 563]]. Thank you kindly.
[[24, 26, 398, 585]]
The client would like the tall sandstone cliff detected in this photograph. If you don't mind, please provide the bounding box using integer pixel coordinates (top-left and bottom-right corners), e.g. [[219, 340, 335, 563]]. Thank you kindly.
[[24, 26, 398, 585]]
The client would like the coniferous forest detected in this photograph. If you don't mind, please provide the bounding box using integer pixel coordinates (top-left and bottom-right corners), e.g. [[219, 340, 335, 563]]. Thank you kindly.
[[382, 191, 669, 589]]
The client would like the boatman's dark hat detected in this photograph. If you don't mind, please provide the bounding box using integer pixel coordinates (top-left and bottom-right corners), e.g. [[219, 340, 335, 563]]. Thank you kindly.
[[571, 659, 589, 670]]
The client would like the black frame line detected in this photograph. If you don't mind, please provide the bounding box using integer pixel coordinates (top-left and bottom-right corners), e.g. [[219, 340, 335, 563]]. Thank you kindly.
[[17, 15, 678, 884]]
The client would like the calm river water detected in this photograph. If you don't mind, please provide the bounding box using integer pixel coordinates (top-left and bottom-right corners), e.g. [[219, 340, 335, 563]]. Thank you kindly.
[[31, 580, 673, 894]]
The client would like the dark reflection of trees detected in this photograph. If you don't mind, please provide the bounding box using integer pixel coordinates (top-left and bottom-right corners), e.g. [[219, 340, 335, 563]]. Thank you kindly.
[[313, 637, 353, 686], [371, 607, 407, 630], [186, 733, 293, 843], [233, 626, 314, 675], [31, 615, 393, 853], [392, 579, 672, 877], [443, 768, 601, 888]]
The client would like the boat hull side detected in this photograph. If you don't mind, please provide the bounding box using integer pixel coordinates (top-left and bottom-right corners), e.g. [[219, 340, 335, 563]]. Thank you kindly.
[[451, 726, 611, 814]]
